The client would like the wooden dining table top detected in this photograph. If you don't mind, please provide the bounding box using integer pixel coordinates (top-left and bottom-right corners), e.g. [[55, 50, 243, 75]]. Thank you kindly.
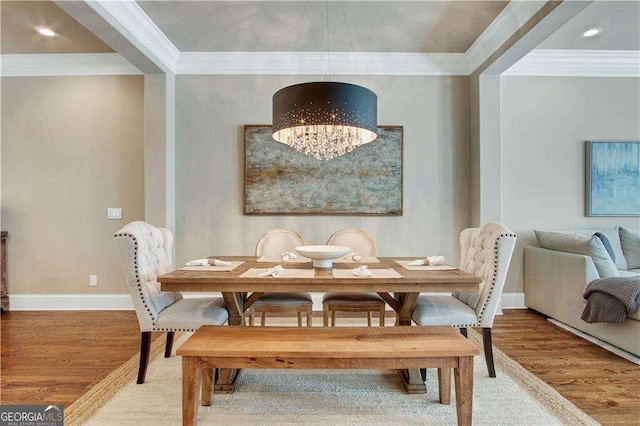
[[158, 256, 481, 293]]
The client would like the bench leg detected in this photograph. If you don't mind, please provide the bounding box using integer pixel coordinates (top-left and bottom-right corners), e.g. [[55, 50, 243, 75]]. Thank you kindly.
[[454, 356, 473, 426], [438, 368, 451, 405], [182, 356, 201, 426], [201, 364, 214, 406]]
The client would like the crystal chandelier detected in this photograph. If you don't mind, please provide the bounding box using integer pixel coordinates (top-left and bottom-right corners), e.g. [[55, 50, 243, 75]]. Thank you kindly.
[[272, 81, 377, 160], [271, 2, 378, 160]]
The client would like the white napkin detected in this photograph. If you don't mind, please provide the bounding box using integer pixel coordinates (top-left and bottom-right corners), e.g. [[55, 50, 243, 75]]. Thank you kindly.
[[407, 255, 446, 266], [352, 265, 373, 278], [185, 258, 231, 267], [257, 265, 285, 277], [281, 252, 298, 262], [344, 252, 363, 262]]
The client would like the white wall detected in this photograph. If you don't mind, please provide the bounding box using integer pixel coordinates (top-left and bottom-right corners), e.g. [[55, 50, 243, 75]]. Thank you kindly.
[[175, 75, 471, 265], [501, 76, 640, 293]]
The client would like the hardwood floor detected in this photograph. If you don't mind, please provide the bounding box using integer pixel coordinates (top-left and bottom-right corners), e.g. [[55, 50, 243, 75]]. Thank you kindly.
[[1, 309, 638, 424], [491, 309, 640, 425], [0, 311, 159, 406]]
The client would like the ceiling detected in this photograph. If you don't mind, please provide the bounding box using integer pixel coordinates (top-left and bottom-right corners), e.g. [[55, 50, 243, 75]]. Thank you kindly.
[[137, 1, 508, 53], [1, 0, 638, 61], [0, 0, 113, 54], [539, 1, 640, 51]]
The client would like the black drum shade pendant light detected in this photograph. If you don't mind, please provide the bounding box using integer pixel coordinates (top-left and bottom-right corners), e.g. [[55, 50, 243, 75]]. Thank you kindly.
[[272, 2, 378, 160], [272, 82, 377, 160]]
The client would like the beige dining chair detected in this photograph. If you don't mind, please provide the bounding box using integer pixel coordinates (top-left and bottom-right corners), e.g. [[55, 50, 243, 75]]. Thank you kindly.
[[322, 228, 386, 326], [250, 228, 313, 326], [412, 223, 516, 380], [114, 221, 229, 384]]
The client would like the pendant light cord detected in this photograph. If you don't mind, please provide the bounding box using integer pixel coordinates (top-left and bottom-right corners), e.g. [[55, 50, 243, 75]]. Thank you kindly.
[[326, 0, 331, 81], [288, 0, 309, 74], [341, 1, 361, 84]]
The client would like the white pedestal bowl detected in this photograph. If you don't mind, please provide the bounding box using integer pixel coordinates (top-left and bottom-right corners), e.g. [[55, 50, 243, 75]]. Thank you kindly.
[[295, 245, 352, 269]]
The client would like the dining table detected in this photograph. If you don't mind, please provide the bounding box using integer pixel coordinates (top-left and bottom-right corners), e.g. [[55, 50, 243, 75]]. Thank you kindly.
[[158, 256, 481, 394]]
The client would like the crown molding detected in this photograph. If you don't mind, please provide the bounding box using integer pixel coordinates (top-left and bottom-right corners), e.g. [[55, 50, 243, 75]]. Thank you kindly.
[[84, 0, 179, 74], [0, 53, 142, 77], [177, 52, 469, 76], [503, 49, 640, 77], [466, 0, 547, 73], [3, 50, 636, 78]]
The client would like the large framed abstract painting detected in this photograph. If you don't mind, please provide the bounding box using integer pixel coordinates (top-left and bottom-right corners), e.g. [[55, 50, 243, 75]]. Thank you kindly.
[[586, 141, 640, 216], [244, 125, 403, 215]]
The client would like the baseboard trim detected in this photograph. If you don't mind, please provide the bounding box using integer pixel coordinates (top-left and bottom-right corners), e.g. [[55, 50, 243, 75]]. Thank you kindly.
[[501, 293, 526, 309], [9, 294, 134, 311], [7, 292, 528, 311]]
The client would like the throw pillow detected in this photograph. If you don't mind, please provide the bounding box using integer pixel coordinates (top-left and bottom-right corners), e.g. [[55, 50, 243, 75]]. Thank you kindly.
[[593, 232, 616, 263], [534, 230, 619, 278], [619, 227, 640, 269]]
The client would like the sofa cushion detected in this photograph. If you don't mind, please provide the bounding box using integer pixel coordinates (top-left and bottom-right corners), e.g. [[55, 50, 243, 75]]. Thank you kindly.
[[594, 232, 616, 263], [574, 228, 628, 271], [620, 227, 640, 270], [534, 230, 619, 278]]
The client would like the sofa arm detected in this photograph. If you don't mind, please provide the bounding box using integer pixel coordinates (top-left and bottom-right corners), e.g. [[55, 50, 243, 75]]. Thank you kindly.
[[524, 246, 600, 319]]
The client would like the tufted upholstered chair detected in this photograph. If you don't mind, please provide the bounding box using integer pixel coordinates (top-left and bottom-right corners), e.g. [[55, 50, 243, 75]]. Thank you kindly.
[[114, 221, 229, 384], [250, 229, 313, 326], [322, 229, 386, 327], [412, 223, 516, 378]]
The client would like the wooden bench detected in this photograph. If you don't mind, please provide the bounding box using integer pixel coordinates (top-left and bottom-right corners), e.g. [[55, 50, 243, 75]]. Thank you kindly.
[[177, 326, 479, 426]]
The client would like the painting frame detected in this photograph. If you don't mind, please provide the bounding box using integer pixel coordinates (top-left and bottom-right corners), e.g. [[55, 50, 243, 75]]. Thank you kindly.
[[244, 124, 403, 216], [585, 140, 640, 217]]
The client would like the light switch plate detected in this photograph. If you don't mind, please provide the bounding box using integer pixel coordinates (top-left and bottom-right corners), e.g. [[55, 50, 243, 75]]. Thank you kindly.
[[107, 208, 122, 220]]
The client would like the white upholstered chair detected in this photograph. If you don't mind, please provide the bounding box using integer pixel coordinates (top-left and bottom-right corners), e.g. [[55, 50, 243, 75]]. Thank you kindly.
[[250, 229, 313, 326], [322, 228, 386, 326], [114, 221, 229, 384], [412, 223, 516, 378]]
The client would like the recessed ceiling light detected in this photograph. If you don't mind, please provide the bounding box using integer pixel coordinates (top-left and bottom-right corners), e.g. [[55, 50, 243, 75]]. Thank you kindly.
[[580, 27, 603, 38], [36, 27, 57, 37]]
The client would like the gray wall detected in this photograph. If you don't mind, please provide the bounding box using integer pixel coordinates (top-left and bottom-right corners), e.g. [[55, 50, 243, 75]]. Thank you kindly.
[[1, 76, 145, 294], [175, 75, 471, 265], [501, 76, 640, 293]]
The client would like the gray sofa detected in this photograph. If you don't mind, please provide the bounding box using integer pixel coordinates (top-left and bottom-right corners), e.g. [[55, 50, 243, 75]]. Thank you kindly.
[[524, 227, 640, 357]]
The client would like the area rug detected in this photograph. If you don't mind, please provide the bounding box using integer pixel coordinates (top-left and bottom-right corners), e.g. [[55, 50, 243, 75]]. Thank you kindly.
[[67, 324, 597, 426], [547, 318, 640, 365]]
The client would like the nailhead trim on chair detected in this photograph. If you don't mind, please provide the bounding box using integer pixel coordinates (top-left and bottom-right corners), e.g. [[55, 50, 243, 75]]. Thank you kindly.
[[476, 232, 517, 323], [115, 232, 158, 329]]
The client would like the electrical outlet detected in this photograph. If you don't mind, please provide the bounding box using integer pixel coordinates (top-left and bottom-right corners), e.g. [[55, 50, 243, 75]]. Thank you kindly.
[[90, 275, 98, 286]]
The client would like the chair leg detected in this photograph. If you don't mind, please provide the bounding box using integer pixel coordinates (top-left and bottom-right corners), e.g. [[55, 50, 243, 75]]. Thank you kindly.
[[459, 327, 467, 338], [260, 312, 266, 326], [137, 332, 151, 384], [331, 311, 336, 327], [323, 304, 329, 327], [307, 306, 313, 327], [483, 327, 496, 377], [164, 331, 175, 358], [367, 311, 372, 327], [379, 305, 385, 326], [297, 312, 303, 327], [248, 309, 255, 326]]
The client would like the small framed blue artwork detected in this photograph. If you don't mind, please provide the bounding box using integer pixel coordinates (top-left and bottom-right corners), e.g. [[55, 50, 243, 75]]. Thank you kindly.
[[586, 141, 640, 216]]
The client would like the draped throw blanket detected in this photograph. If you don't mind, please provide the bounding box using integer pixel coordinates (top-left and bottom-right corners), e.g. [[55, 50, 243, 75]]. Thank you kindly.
[[581, 276, 640, 323]]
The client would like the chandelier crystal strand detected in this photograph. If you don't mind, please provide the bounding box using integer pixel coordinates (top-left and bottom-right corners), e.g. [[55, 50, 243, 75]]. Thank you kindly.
[[284, 125, 365, 160]]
